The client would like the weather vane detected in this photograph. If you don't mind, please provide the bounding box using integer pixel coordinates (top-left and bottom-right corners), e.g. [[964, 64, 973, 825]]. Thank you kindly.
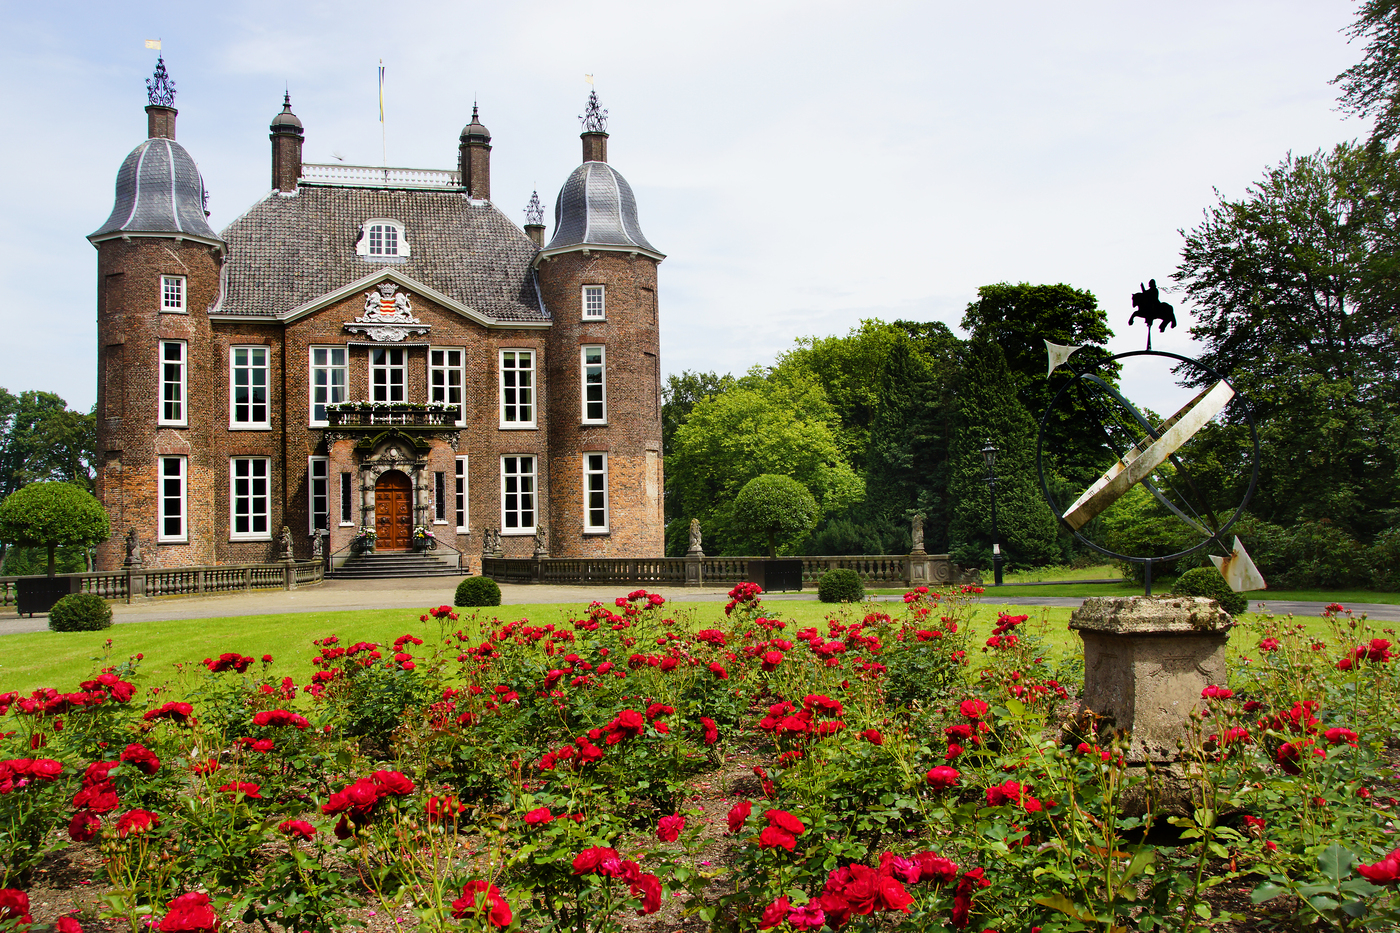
[[146, 54, 176, 108], [1128, 278, 1176, 350], [579, 89, 608, 133]]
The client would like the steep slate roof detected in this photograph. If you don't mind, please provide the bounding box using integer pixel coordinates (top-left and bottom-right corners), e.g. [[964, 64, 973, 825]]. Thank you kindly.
[[544, 162, 662, 258], [216, 186, 547, 323], [89, 138, 222, 246]]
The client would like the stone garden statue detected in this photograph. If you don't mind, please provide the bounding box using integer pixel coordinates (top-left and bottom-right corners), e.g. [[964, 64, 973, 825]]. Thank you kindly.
[[278, 525, 294, 561], [123, 527, 143, 568], [911, 513, 925, 553], [311, 532, 324, 560], [687, 518, 703, 555], [533, 527, 549, 558]]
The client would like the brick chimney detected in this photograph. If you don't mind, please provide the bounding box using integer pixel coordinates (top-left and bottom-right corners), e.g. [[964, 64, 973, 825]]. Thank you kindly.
[[269, 93, 304, 193], [579, 89, 608, 163], [146, 105, 177, 140], [523, 190, 545, 247], [459, 105, 491, 200]]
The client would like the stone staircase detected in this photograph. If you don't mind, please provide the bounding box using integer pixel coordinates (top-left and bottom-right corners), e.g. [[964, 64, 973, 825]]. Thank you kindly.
[[332, 549, 466, 580]]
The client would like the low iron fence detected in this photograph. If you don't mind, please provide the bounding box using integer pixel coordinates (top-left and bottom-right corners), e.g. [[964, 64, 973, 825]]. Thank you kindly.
[[481, 553, 973, 589], [0, 560, 325, 610]]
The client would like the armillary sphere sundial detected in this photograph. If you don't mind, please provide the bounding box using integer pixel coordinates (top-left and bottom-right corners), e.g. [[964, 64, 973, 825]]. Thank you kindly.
[[1036, 280, 1266, 597]]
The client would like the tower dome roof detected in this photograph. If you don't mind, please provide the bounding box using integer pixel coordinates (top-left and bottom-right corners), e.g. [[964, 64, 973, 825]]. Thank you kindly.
[[543, 162, 662, 258], [89, 137, 222, 246], [270, 93, 303, 133], [460, 104, 490, 141]]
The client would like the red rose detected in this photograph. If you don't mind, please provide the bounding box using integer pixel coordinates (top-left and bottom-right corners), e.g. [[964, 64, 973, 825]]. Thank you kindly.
[[861, 729, 883, 745], [73, 782, 119, 813], [926, 766, 960, 790], [657, 814, 685, 842], [728, 800, 752, 833], [279, 819, 317, 840], [69, 810, 101, 842], [27, 758, 63, 780], [120, 743, 161, 775], [764, 809, 806, 835], [116, 808, 160, 837], [0, 889, 31, 924], [572, 846, 622, 875], [1358, 848, 1400, 884], [219, 782, 262, 799], [701, 716, 719, 745], [371, 770, 415, 796], [56, 916, 82, 933], [758, 825, 797, 850], [450, 880, 512, 927], [758, 896, 791, 929], [159, 892, 219, 933], [629, 872, 662, 914], [959, 699, 989, 720], [523, 807, 554, 825]]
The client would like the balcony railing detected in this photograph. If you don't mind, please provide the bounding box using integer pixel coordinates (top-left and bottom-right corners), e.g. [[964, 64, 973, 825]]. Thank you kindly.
[[325, 404, 461, 430], [299, 163, 460, 189]]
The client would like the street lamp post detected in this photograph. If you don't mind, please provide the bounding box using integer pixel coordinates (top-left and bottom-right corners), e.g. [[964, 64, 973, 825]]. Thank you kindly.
[[982, 440, 1004, 586]]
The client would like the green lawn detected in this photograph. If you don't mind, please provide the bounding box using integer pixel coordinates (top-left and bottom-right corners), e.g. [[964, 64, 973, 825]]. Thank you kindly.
[[0, 592, 1342, 698]]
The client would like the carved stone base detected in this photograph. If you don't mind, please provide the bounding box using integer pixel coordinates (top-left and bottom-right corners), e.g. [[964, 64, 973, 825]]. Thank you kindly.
[[1070, 596, 1233, 764]]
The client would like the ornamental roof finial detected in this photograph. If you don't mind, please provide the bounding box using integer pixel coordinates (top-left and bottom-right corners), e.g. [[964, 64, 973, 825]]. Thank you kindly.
[[579, 89, 608, 133], [524, 190, 545, 226], [147, 54, 176, 108]]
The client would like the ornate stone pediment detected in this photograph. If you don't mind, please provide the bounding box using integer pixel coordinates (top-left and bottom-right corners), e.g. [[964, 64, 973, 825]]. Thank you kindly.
[[344, 282, 430, 342]]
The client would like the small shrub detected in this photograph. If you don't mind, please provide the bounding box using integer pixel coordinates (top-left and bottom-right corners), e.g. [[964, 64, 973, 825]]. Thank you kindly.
[[48, 592, 113, 632], [817, 568, 864, 603], [455, 575, 501, 607], [1171, 566, 1247, 616]]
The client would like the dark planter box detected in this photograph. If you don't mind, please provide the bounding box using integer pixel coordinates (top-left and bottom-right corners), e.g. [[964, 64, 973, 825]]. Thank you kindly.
[[17, 576, 77, 617], [747, 559, 804, 593]]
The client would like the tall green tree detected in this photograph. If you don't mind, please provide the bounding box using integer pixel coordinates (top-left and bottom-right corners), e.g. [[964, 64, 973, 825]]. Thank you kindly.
[[1336, 0, 1400, 146], [1175, 143, 1400, 538], [666, 373, 864, 556], [948, 338, 1060, 569], [0, 481, 109, 577], [960, 283, 1119, 486]]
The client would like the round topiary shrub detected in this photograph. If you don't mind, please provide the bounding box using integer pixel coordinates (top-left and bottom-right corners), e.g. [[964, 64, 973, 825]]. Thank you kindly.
[[455, 576, 502, 607], [818, 568, 865, 604], [48, 593, 113, 632], [1171, 566, 1248, 616]]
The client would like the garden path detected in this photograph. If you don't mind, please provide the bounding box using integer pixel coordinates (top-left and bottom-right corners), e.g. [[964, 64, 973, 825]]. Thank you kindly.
[[1, 578, 1395, 636]]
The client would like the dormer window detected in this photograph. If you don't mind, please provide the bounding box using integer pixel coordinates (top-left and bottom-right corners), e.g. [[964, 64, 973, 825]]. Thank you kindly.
[[356, 219, 410, 261]]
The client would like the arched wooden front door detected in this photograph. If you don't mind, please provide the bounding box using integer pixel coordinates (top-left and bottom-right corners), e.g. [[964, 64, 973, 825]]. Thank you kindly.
[[374, 470, 413, 551]]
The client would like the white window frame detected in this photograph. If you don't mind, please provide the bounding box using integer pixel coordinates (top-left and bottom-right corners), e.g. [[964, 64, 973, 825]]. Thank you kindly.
[[230, 346, 270, 429], [430, 347, 466, 426], [581, 345, 607, 424], [339, 472, 355, 526], [583, 284, 605, 320], [355, 219, 411, 259], [370, 347, 406, 403], [584, 452, 609, 533], [434, 471, 448, 524], [455, 456, 469, 532], [501, 455, 536, 534], [309, 346, 348, 426], [158, 456, 187, 543], [230, 457, 272, 540], [159, 340, 187, 427], [160, 275, 187, 313], [499, 350, 535, 428], [309, 457, 329, 534]]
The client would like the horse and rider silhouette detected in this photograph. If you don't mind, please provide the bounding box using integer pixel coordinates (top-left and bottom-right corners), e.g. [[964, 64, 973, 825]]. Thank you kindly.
[[1130, 279, 1177, 333]]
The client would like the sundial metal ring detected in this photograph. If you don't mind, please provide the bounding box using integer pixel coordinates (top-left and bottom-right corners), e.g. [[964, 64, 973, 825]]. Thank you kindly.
[[1035, 346, 1262, 590]]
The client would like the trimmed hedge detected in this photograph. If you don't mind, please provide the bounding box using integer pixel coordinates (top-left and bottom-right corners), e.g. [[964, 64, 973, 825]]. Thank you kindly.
[[817, 568, 865, 604], [48, 593, 113, 632], [455, 576, 502, 607], [1171, 566, 1248, 616]]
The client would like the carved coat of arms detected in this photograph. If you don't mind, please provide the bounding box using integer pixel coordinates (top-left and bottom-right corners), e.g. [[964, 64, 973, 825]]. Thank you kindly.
[[344, 282, 430, 342]]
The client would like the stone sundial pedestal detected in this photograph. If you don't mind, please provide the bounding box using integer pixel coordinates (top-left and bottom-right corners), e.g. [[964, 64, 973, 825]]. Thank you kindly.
[[1071, 596, 1234, 764]]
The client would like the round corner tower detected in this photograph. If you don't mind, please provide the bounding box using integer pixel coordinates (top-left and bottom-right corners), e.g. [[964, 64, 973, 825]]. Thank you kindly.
[[536, 92, 665, 557], [88, 57, 225, 571]]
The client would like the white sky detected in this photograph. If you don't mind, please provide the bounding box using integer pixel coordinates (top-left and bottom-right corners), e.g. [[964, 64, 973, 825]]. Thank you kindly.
[[0, 0, 1373, 415]]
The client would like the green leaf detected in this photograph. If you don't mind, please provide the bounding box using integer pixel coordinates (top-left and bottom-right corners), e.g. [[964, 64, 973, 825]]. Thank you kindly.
[[1194, 902, 1212, 920], [1339, 898, 1367, 919], [1307, 895, 1339, 912], [1034, 893, 1095, 922], [1006, 697, 1026, 717], [1318, 843, 1355, 883], [1250, 882, 1286, 904], [1121, 848, 1156, 882]]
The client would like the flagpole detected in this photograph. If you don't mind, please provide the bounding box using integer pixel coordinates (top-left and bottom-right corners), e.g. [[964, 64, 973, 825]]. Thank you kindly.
[[379, 60, 386, 168]]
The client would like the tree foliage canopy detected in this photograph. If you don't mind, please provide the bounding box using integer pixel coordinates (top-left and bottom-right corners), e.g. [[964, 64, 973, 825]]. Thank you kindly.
[[1336, 0, 1400, 145], [1175, 143, 1400, 537], [732, 474, 819, 557], [0, 481, 109, 576]]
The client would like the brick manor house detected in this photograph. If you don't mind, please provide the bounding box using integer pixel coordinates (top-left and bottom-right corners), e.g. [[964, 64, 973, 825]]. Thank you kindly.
[[90, 60, 666, 573]]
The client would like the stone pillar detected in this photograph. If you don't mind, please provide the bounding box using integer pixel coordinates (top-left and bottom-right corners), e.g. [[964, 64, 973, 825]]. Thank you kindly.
[[1070, 596, 1234, 763], [685, 554, 703, 586]]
